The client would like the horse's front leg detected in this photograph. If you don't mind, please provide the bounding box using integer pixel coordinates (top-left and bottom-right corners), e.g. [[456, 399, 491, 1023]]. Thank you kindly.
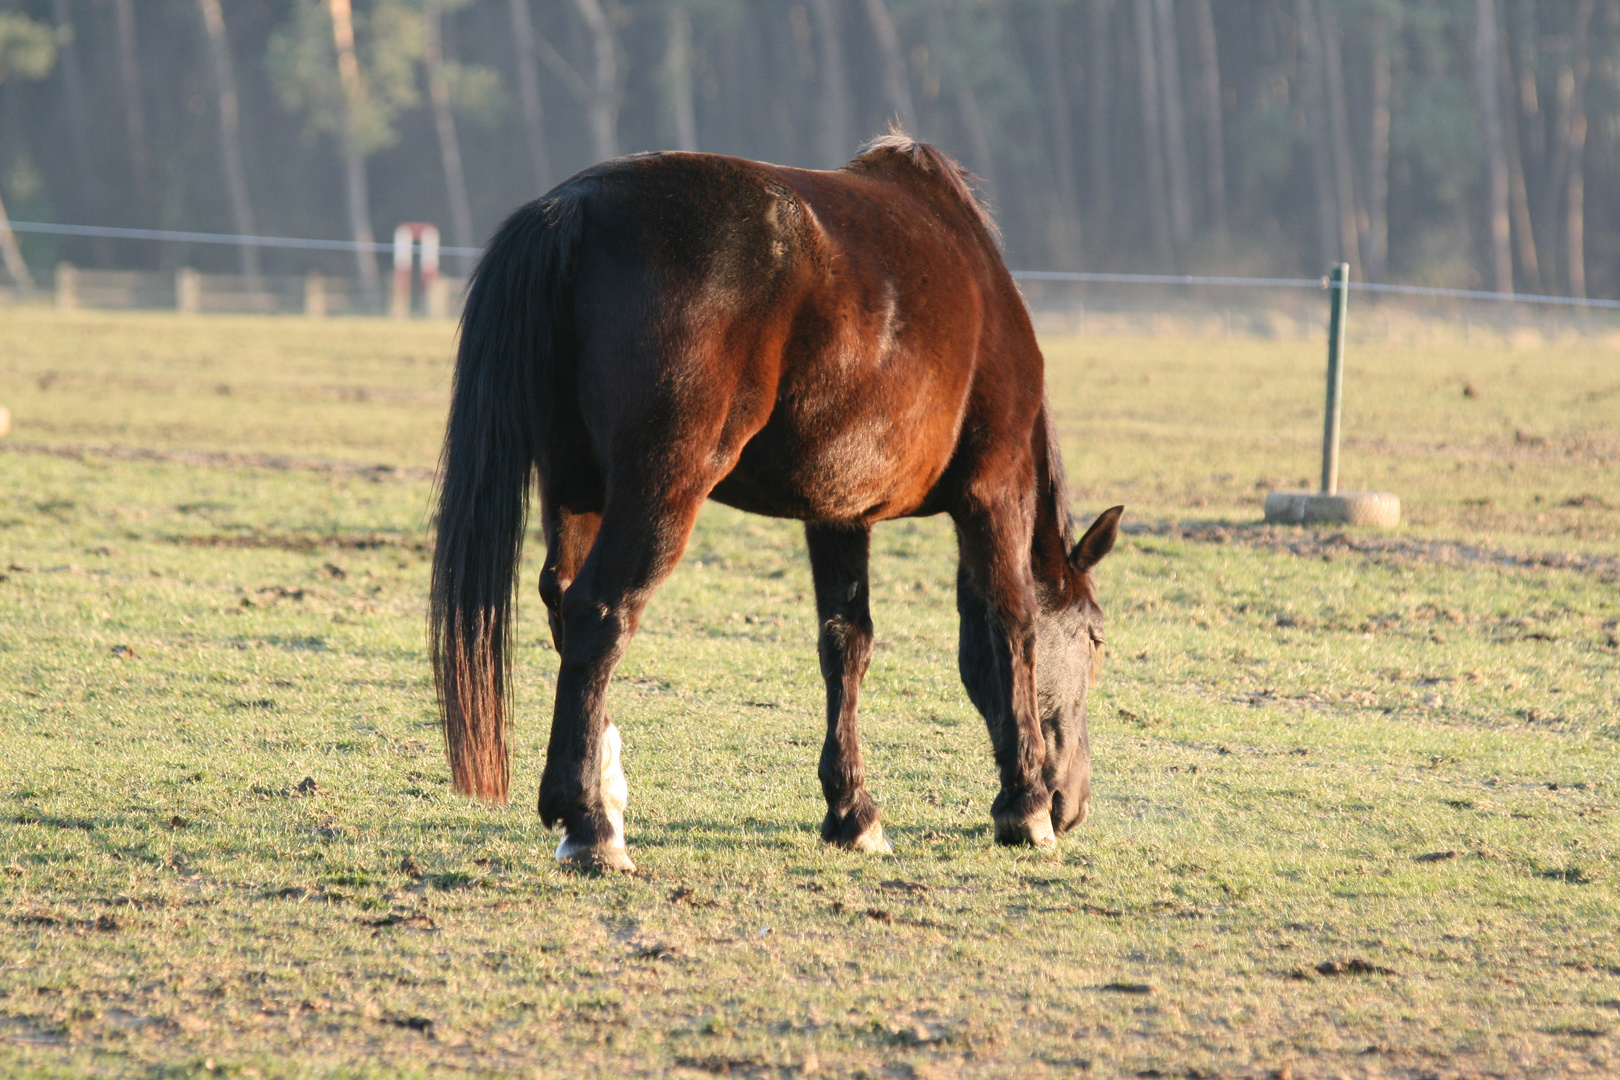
[[805, 522, 889, 853], [540, 489, 704, 873], [954, 500, 1054, 849]]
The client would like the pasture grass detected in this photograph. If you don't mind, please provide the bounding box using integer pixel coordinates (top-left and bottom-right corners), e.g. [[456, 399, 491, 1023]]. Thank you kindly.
[[0, 307, 1617, 1078]]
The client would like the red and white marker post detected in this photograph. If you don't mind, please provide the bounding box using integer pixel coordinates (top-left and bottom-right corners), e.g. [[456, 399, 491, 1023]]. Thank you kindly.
[[391, 222, 441, 318]]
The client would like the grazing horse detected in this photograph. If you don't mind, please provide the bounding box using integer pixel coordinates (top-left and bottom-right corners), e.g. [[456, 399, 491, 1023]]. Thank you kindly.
[[430, 134, 1122, 871]]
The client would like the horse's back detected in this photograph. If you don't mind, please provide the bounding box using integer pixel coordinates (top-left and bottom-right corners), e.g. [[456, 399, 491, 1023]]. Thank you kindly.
[[555, 145, 1043, 523]]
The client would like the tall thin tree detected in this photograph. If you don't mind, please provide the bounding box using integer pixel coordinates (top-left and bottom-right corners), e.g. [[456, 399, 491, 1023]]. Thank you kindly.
[[425, 4, 475, 271], [1294, 0, 1339, 272], [1498, 12, 1541, 292], [1506, 0, 1551, 284], [1563, 0, 1594, 298], [328, 0, 381, 308], [1086, 0, 1114, 245], [49, 0, 98, 226], [198, 0, 262, 279], [1474, 0, 1512, 294], [1040, 2, 1080, 268], [1132, 0, 1172, 266], [1190, 0, 1225, 232], [0, 10, 55, 292], [1151, 0, 1192, 251], [507, 0, 552, 192], [1318, 0, 1362, 278], [113, 0, 149, 209], [1365, 8, 1391, 281]]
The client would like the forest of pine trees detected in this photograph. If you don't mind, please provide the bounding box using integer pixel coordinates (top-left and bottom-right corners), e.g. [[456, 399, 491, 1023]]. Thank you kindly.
[[1, 0, 1617, 301]]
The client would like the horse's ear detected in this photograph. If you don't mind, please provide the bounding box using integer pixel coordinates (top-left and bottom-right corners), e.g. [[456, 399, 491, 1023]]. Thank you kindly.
[[1069, 505, 1124, 574]]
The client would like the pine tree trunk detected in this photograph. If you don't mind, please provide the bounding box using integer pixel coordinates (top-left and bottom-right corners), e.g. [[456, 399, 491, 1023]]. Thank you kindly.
[[1040, 3, 1080, 269], [1319, 1, 1362, 279], [198, 0, 261, 280], [328, 0, 381, 308], [1151, 0, 1191, 251], [1365, 10, 1391, 281], [0, 188, 36, 294], [862, 0, 916, 132], [49, 0, 100, 228], [665, 2, 698, 151], [114, 0, 149, 208], [810, 0, 851, 166], [1190, 0, 1225, 232], [1506, 0, 1553, 284], [1474, 0, 1512, 294], [1294, 0, 1338, 272], [570, 0, 619, 161], [1132, 0, 1173, 266], [425, 7, 476, 272], [1499, 8, 1541, 292], [1564, 0, 1594, 298], [1086, 0, 1114, 247], [506, 0, 552, 193]]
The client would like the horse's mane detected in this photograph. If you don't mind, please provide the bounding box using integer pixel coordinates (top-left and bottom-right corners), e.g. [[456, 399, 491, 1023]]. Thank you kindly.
[[1041, 395, 1075, 553], [847, 131, 1000, 242]]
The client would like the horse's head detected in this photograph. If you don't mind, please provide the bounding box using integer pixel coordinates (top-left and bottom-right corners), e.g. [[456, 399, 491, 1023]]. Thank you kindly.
[[1034, 505, 1123, 834]]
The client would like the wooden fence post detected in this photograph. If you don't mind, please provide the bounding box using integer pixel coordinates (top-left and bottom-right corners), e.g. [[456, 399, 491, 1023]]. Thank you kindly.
[[55, 263, 77, 310], [304, 272, 327, 317], [176, 267, 202, 314], [426, 275, 450, 319]]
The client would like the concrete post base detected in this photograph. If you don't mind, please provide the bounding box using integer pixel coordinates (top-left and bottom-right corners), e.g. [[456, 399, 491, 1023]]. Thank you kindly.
[[1263, 491, 1401, 528]]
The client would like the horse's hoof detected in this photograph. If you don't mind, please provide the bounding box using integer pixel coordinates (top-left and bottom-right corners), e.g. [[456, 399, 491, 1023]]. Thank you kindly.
[[845, 823, 892, 854], [556, 834, 636, 874], [995, 814, 1057, 850]]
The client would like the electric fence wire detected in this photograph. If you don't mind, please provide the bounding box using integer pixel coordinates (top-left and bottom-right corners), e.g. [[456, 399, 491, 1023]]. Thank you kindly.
[[11, 220, 1620, 311]]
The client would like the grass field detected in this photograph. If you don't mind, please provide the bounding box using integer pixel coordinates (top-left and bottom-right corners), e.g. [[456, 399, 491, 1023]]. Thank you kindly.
[[1, 306, 1617, 1078]]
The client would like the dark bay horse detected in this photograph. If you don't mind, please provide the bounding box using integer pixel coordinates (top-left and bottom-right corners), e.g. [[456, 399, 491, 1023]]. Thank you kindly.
[[430, 134, 1122, 871]]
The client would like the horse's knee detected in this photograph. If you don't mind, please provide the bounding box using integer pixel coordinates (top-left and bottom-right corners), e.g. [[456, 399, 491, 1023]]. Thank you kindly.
[[557, 588, 632, 668]]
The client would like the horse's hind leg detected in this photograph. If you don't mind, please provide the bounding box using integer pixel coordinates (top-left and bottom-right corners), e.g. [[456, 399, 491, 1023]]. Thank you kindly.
[[540, 484, 705, 873], [805, 522, 889, 853], [538, 505, 601, 652], [953, 493, 1055, 849]]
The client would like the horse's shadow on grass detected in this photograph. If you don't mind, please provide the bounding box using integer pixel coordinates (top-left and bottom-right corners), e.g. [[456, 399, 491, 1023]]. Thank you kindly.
[[631, 816, 993, 854]]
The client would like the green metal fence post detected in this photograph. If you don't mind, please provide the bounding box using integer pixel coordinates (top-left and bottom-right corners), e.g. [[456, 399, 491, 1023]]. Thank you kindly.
[[1320, 262, 1349, 496]]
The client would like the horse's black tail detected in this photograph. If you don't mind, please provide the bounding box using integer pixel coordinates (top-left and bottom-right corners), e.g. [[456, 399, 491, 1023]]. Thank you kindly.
[[430, 195, 584, 803]]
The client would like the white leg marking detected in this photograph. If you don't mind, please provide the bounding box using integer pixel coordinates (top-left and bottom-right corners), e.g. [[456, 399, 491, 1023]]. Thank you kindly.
[[556, 722, 634, 871], [850, 822, 892, 854], [599, 721, 628, 848]]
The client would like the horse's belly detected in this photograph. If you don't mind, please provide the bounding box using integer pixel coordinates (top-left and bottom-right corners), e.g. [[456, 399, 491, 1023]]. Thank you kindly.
[[712, 412, 954, 521]]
